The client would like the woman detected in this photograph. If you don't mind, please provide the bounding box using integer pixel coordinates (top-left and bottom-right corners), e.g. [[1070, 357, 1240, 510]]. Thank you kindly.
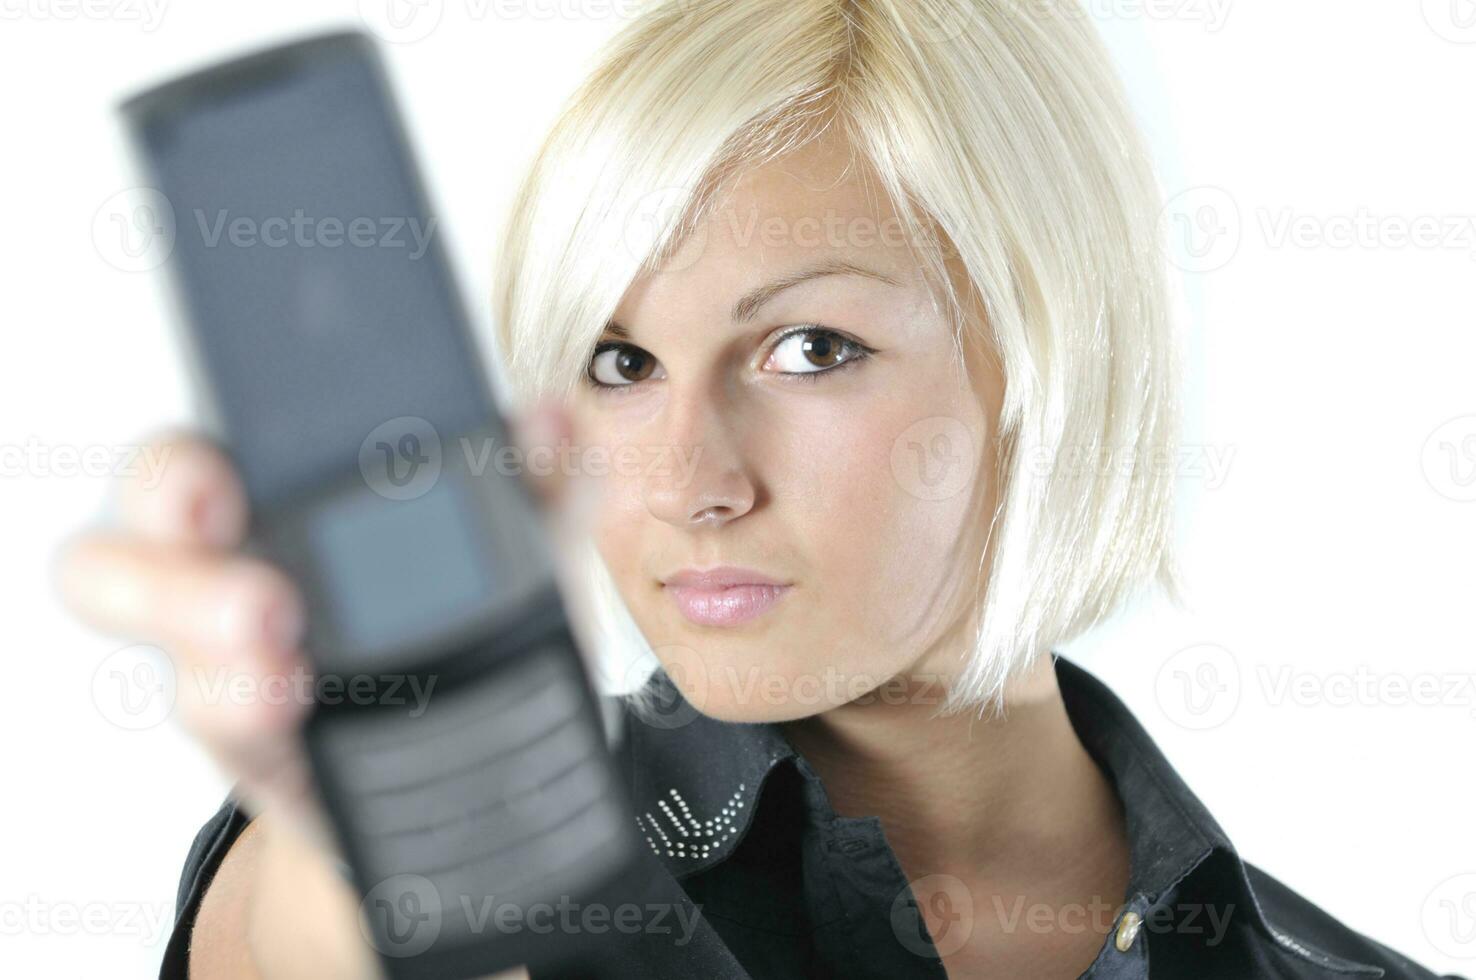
[[56, 0, 1458, 977]]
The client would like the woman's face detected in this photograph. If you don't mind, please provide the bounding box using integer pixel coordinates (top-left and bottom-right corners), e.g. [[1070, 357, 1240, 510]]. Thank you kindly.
[[571, 130, 1002, 723]]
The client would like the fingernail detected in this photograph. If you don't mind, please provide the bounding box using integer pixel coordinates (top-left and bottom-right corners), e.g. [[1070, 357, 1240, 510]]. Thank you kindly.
[[262, 597, 305, 654], [218, 571, 305, 655], [195, 492, 240, 548], [519, 403, 560, 449]]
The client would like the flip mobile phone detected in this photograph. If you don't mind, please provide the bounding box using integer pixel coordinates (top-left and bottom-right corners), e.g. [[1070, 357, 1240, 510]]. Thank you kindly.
[[120, 31, 641, 979]]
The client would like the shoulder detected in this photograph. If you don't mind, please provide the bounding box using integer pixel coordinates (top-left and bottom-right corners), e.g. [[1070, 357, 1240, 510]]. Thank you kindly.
[[1242, 861, 1467, 980], [161, 795, 252, 979]]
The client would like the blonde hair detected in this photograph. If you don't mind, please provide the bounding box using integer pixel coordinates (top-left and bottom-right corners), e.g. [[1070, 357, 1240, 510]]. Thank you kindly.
[[492, 0, 1184, 715]]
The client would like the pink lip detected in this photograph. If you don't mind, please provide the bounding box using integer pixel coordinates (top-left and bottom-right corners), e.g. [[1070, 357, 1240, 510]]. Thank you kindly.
[[661, 566, 792, 627]]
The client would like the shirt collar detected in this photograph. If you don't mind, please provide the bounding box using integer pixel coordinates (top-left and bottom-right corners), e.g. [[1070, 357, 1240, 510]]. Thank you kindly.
[[615, 653, 1384, 977], [619, 671, 796, 875]]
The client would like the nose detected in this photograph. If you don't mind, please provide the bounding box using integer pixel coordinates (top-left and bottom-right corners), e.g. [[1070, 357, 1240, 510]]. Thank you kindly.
[[642, 389, 757, 528]]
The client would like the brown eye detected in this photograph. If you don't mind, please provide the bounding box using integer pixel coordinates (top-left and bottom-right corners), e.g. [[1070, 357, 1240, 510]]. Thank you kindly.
[[766, 327, 867, 375], [589, 343, 661, 386], [800, 332, 843, 368]]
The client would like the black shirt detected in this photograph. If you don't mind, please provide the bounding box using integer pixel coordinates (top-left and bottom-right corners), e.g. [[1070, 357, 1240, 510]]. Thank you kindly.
[[161, 655, 1463, 979]]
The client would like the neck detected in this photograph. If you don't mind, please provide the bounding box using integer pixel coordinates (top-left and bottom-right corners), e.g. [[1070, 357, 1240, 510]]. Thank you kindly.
[[778, 654, 1127, 884]]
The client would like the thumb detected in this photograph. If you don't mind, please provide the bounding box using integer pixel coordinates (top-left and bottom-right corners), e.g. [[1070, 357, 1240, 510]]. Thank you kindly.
[[509, 399, 603, 663], [508, 397, 598, 548], [509, 398, 573, 509]]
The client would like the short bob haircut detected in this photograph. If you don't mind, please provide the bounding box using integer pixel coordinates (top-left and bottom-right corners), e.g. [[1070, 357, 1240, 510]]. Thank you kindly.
[[492, 0, 1184, 717]]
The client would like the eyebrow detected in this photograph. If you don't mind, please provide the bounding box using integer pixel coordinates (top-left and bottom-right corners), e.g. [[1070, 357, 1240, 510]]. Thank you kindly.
[[602, 259, 902, 341], [730, 259, 903, 322]]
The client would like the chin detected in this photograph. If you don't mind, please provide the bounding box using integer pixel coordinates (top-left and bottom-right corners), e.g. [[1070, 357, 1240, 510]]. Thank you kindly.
[[645, 636, 872, 725], [684, 683, 834, 725]]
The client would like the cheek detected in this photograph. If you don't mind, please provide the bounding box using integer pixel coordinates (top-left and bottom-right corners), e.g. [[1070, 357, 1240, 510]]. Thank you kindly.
[[589, 464, 650, 583], [774, 397, 981, 647]]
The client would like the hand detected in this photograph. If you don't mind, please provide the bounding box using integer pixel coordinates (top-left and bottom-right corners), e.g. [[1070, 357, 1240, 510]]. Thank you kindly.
[[52, 400, 581, 979], [54, 429, 327, 840]]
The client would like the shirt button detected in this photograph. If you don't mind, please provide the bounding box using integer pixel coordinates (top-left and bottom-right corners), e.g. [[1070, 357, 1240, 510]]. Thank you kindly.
[[1115, 911, 1144, 952]]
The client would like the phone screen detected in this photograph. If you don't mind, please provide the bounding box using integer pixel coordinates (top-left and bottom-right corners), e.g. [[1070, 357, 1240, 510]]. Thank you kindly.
[[129, 39, 490, 510]]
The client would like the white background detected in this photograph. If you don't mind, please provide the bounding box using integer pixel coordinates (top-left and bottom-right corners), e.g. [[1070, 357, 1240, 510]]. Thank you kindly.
[[1, 1, 1473, 976]]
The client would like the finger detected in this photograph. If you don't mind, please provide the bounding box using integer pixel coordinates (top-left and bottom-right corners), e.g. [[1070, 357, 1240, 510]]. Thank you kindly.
[[512, 399, 602, 546], [171, 636, 315, 743], [114, 431, 247, 549], [509, 403, 604, 671], [509, 398, 575, 510], [53, 533, 304, 657], [190, 697, 318, 808]]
